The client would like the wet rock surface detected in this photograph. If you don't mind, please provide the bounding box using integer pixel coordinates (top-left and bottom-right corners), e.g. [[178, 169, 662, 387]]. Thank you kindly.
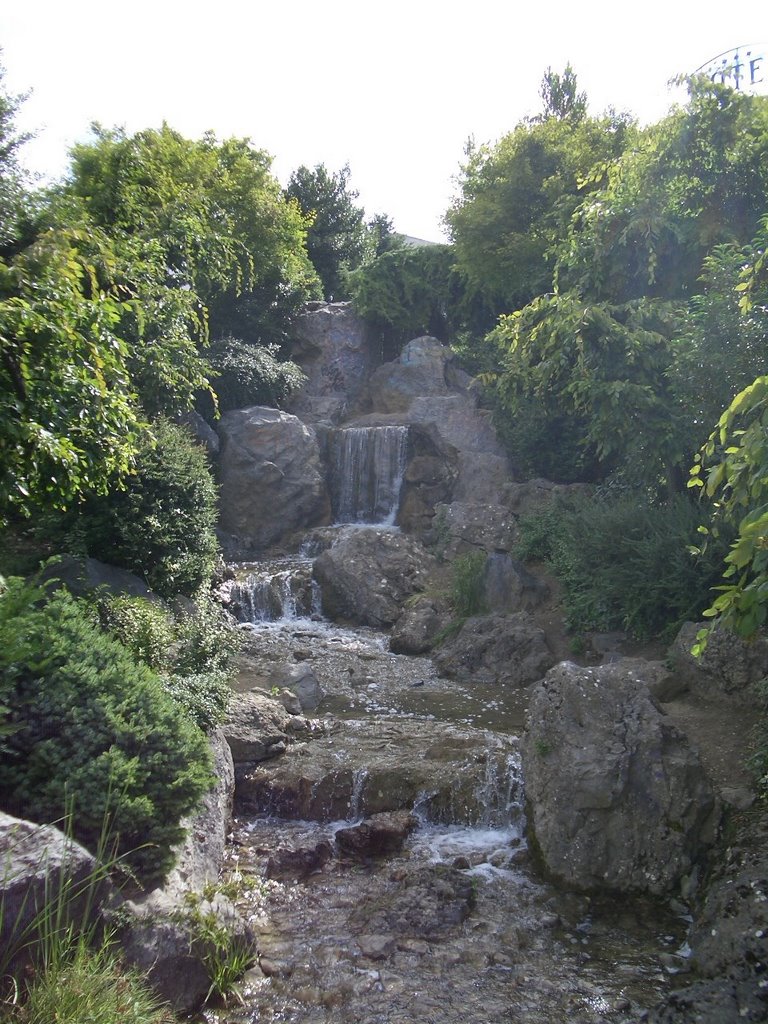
[[216, 406, 330, 549]]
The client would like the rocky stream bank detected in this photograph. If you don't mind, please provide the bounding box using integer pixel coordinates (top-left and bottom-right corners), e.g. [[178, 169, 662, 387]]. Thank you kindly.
[[2, 303, 766, 1022]]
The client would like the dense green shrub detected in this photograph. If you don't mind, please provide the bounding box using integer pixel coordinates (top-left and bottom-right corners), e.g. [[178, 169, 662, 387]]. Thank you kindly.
[[74, 418, 220, 598], [0, 580, 213, 880], [97, 593, 237, 729], [206, 336, 307, 412], [516, 491, 731, 640]]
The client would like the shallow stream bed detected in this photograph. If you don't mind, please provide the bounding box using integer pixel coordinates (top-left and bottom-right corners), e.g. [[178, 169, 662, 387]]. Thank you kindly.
[[204, 568, 692, 1023]]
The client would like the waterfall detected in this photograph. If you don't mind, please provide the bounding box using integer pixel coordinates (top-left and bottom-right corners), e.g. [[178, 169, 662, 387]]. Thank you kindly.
[[229, 559, 320, 624], [329, 425, 409, 525]]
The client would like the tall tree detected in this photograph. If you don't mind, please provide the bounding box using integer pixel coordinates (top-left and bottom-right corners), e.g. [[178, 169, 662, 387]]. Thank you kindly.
[[446, 88, 634, 313], [285, 163, 367, 300], [537, 63, 588, 122], [557, 79, 768, 303]]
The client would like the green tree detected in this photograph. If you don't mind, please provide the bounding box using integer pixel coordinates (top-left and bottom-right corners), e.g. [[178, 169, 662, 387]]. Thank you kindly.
[[0, 55, 32, 257], [446, 113, 633, 313], [557, 79, 768, 303], [285, 163, 367, 300], [485, 292, 682, 484], [0, 225, 143, 515], [536, 63, 588, 122], [66, 125, 320, 351]]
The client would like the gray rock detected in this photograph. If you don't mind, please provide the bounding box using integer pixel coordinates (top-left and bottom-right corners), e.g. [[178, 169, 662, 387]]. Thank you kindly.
[[216, 406, 330, 550], [335, 811, 418, 858], [313, 526, 436, 628], [431, 502, 519, 558], [161, 729, 234, 896], [265, 841, 334, 880], [117, 891, 253, 1015], [235, 718, 520, 826], [287, 302, 373, 423], [222, 690, 297, 764], [390, 595, 451, 655], [367, 336, 452, 413], [37, 555, 161, 603], [523, 661, 720, 895], [265, 663, 325, 711], [482, 553, 549, 614], [669, 622, 768, 706], [0, 813, 117, 975], [177, 410, 220, 457], [432, 613, 555, 688], [357, 933, 396, 960]]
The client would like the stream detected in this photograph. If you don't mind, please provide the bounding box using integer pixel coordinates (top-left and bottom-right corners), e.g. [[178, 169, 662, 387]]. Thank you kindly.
[[204, 550, 690, 1024], [204, 426, 689, 1023]]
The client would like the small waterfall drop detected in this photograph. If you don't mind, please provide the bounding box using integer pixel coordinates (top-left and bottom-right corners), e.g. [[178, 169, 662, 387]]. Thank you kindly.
[[329, 425, 408, 525], [228, 558, 320, 624]]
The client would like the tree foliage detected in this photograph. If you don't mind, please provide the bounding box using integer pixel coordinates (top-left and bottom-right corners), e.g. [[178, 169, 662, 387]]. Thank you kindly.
[[446, 71, 634, 312], [0, 225, 142, 514], [691, 375, 768, 641], [348, 244, 490, 355], [557, 79, 768, 302], [285, 163, 367, 300], [485, 293, 682, 482]]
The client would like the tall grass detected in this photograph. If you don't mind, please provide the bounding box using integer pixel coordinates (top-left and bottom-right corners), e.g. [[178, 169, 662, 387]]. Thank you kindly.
[[0, 813, 175, 1024], [516, 491, 731, 640]]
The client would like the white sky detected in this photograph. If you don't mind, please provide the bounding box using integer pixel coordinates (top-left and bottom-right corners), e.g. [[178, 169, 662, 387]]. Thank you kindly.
[[1, 1, 766, 241]]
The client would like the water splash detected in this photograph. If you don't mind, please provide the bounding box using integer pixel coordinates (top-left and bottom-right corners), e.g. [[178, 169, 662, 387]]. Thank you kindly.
[[229, 559, 319, 623]]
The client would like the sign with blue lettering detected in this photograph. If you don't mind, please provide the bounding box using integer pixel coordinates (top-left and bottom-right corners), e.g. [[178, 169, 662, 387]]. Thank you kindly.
[[695, 44, 767, 94]]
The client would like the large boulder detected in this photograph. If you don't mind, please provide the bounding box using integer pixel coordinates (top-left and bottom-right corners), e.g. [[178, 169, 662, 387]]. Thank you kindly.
[[160, 728, 234, 895], [287, 302, 374, 423], [432, 612, 555, 688], [37, 555, 160, 603], [523, 661, 720, 895], [668, 622, 768, 706], [222, 689, 308, 764], [0, 813, 117, 975], [216, 406, 330, 551], [313, 527, 436, 628], [429, 502, 519, 558], [367, 336, 453, 412], [390, 594, 452, 655]]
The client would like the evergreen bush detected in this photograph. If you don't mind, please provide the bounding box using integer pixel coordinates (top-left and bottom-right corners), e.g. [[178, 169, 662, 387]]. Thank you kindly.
[[0, 580, 213, 880]]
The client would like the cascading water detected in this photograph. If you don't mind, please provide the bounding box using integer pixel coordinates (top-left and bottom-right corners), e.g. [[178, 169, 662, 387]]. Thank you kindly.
[[227, 558, 321, 624], [329, 425, 408, 525]]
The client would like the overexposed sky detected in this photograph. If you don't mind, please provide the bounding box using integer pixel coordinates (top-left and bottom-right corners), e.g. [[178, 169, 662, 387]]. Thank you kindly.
[[1, 1, 766, 240]]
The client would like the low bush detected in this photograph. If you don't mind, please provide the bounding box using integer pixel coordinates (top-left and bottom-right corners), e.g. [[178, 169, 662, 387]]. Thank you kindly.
[[68, 418, 220, 599], [0, 580, 213, 881], [205, 336, 306, 412], [516, 491, 731, 640], [449, 551, 488, 619], [97, 593, 236, 731]]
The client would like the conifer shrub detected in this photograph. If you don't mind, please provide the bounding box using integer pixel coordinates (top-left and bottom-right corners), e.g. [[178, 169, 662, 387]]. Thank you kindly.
[[0, 580, 213, 881]]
